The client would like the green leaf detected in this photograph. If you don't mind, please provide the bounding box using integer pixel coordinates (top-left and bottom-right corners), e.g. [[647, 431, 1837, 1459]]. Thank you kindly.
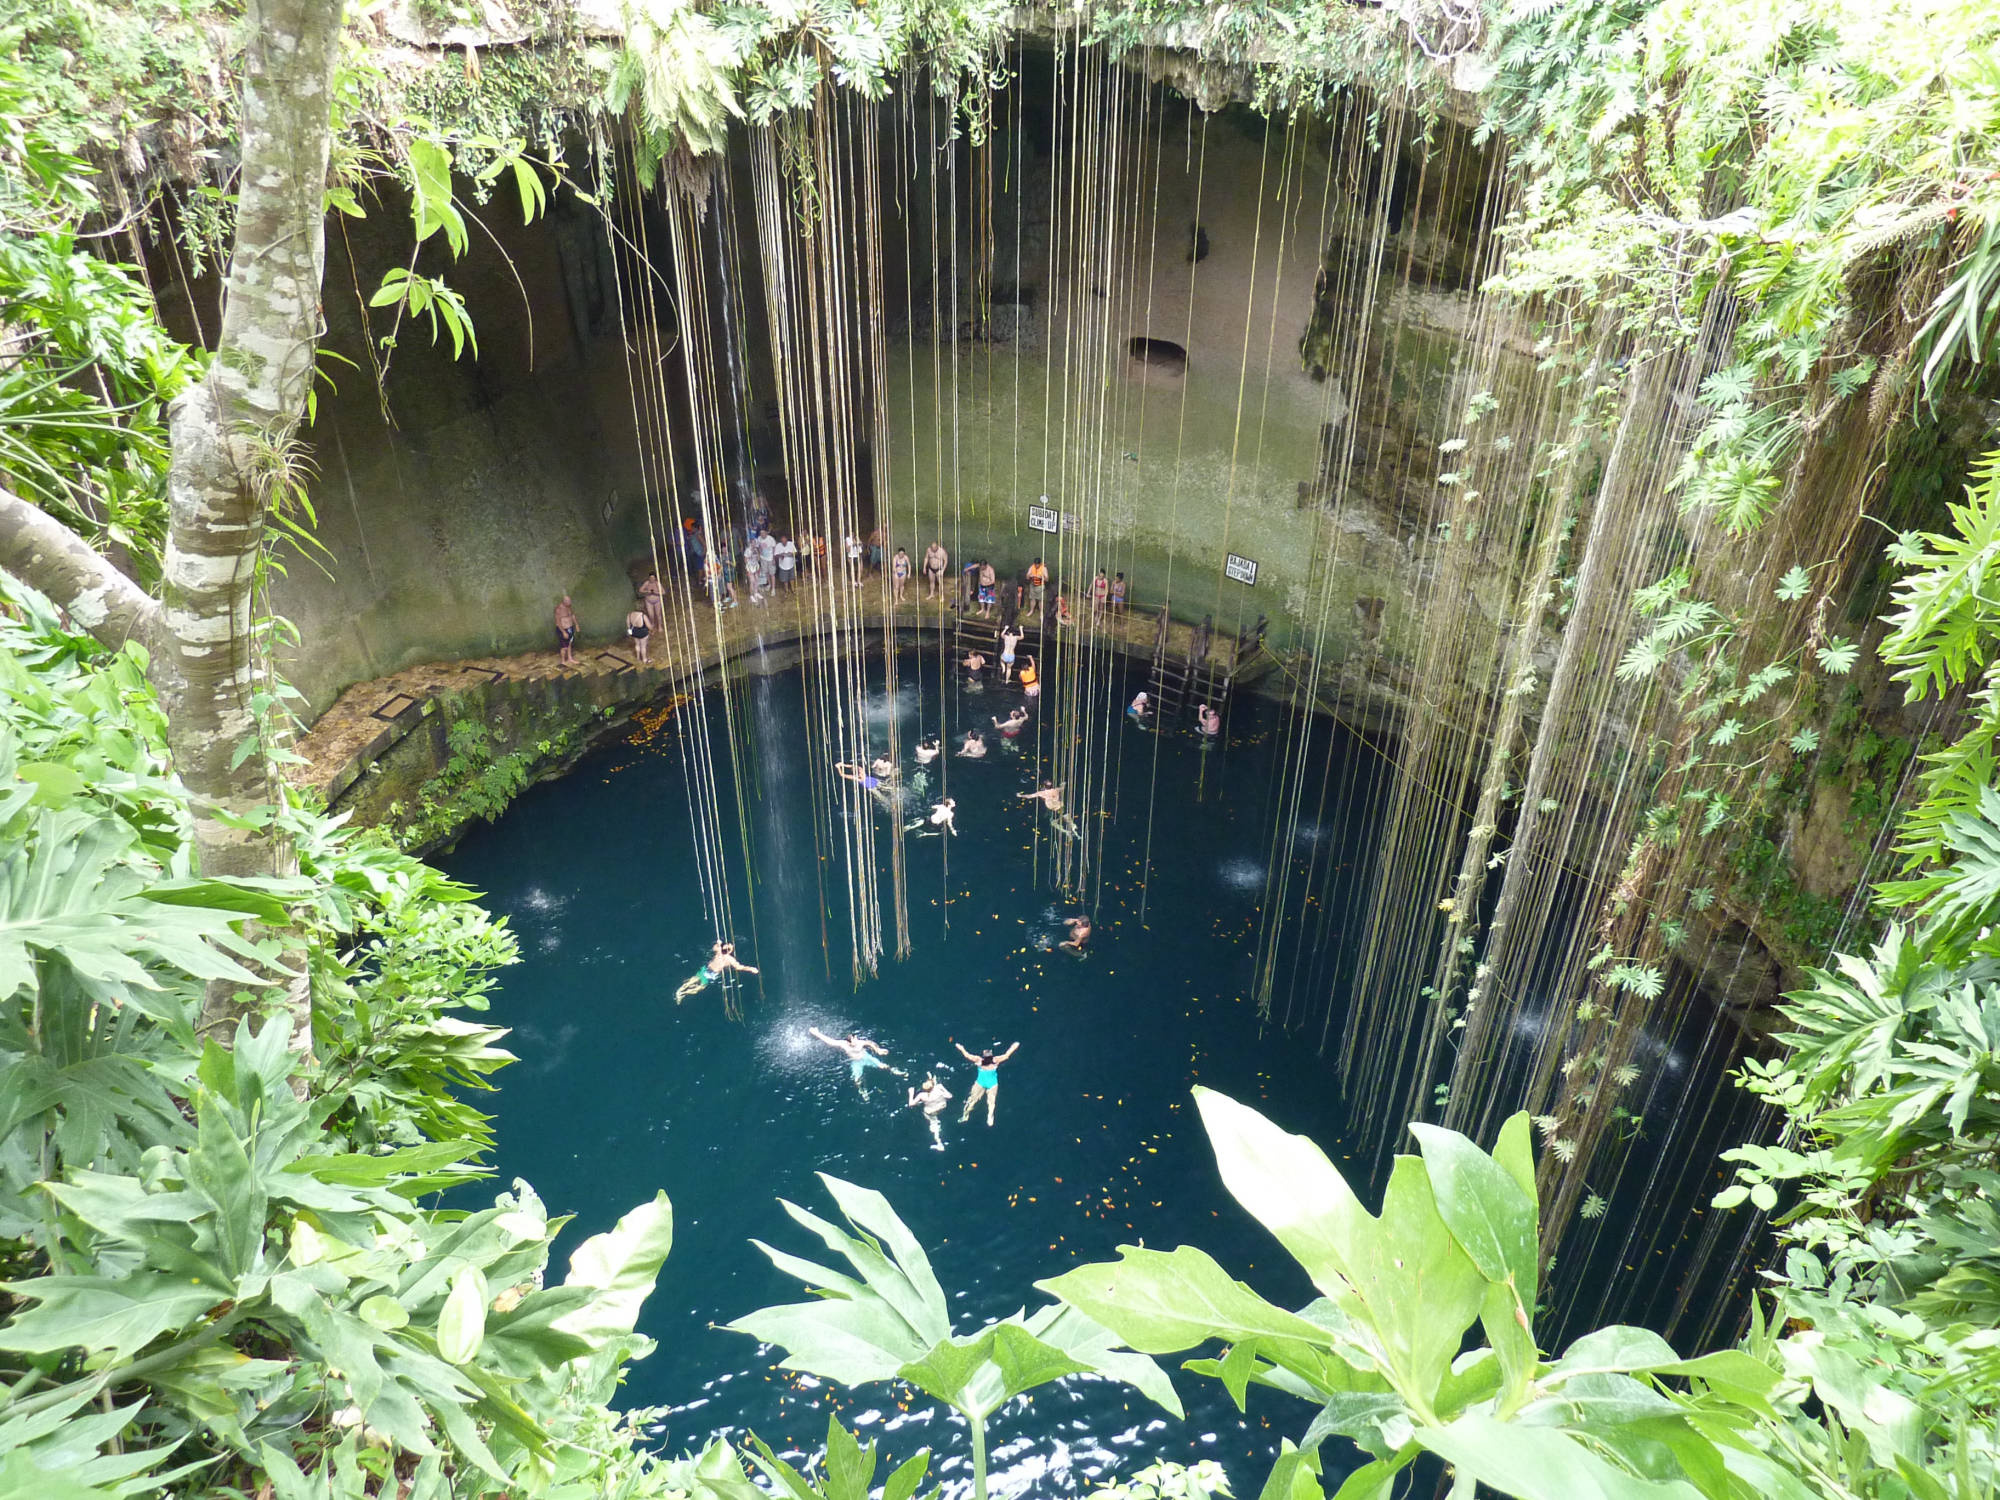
[[1408, 1121, 1539, 1307], [186, 1092, 263, 1277], [1036, 1244, 1335, 1354], [1416, 1412, 1704, 1499], [0, 1272, 218, 1358], [1774, 565, 1812, 602], [1194, 1089, 1486, 1406], [553, 1190, 672, 1349]]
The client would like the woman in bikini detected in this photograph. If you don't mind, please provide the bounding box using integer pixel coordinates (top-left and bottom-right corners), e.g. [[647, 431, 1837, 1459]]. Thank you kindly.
[[999, 624, 1023, 682], [674, 941, 758, 1002]]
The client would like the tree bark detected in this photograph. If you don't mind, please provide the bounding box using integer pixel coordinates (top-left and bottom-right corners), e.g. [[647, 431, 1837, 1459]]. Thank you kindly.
[[158, 0, 344, 881], [0, 486, 159, 650]]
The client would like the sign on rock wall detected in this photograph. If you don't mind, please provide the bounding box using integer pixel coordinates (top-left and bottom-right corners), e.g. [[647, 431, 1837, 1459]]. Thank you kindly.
[[1225, 553, 1259, 586]]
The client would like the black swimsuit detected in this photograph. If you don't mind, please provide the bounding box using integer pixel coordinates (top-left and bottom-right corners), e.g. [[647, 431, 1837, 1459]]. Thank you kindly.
[[630, 623, 650, 641]]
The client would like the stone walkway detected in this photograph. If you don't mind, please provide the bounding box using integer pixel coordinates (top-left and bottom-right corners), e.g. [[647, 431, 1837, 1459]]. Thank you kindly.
[[294, 587, 1232, 803]]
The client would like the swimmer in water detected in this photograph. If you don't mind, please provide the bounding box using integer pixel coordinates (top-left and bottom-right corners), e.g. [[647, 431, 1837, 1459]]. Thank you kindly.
[[1018, 654, 1040, 699], [1127, 690, 1151, 725], [835, 760, 900, 812], [993, 706, 1029, 738], [906, 797, 958, 836], [1060, 914, 1092, 952], [1020, 780, 1081, 840], [1197, 702, 1222, 739], [964, 650, 987, 682], [999, 624, 1024, 682], [674, 941, 759, 1003], [908, 1073, 953, 1149], [954, 1039, 1020, 1126], [809, 1028, 905, 1098], [915, 736, 941, 765], [957, 731, 988, 759], [870, 755, 899, 781]]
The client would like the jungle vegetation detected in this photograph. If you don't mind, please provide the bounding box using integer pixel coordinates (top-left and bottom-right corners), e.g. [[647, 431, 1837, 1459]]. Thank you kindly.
[[3, 0, 2000, 1497]]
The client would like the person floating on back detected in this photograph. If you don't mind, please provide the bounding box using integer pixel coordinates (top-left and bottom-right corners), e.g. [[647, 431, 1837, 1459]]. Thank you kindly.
[[675, 941, 758, 1003], [810, 1028, 905, 1098], [908, 1073, 953, 1149], [955, 1039, 1020, 1126]]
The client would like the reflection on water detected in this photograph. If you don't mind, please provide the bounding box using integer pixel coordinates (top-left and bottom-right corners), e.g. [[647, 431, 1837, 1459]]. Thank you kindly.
[[440, 653, 1382, 1496]]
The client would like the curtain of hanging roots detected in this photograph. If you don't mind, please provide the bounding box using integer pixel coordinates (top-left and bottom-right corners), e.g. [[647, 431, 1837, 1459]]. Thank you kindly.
[[580, 49, 1935, 1334]]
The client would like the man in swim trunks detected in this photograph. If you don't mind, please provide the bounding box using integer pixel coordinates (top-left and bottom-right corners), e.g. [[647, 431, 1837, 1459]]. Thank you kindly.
[[555, 594, 578, 667], [924, 541, 949, 600], [1060, 914, 1092, 952], [908, 1074, 953, 1149], [993, 707, 1029, 739], [674, 941, 759, 1003], [954, 1039, 1020, 1125], [999, 625, 1023, 682], [809, 1028, 905, 1097], [1026, 557, 1047, 608], [977, 561, 998, 620]]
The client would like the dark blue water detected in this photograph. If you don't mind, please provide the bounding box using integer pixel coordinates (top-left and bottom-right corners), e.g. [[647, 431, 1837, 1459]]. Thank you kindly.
[[438, 647, 1388, 1495]]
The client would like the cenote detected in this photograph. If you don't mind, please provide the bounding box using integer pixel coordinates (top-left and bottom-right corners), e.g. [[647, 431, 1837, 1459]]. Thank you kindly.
[[438, 646, 1391, 1491]]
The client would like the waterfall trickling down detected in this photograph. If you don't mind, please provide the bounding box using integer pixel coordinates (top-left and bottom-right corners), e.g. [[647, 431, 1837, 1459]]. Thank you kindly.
[[585, 39, 1910, 1345]]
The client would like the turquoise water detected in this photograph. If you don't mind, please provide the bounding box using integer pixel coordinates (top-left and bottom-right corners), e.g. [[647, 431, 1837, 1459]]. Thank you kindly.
[[438, 647, 1389, 1494]]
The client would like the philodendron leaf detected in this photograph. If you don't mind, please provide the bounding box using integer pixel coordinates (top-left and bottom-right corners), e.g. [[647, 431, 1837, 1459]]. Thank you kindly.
[[728, 1293, 926, 1387], [0, 1272, 217, 1359], [1408, 1119, 1538, 1309], [1193, 1088, 1369, 1300], [1037, 1244, 1336, 1355], [1257, 1441, 1325, 1500], [1023, 1302, 1185, 1419], [1195, 1089, 1486, 1407], [1300, 1389, 1412, 1460], [553, 1190, 673, 1350], [1416, 1412, 1705, 1499]]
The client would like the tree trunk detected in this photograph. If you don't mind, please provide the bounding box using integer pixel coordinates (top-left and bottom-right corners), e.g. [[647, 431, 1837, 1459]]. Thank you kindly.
[[0, 486, 159, 650], [158, 0, 343, 883]]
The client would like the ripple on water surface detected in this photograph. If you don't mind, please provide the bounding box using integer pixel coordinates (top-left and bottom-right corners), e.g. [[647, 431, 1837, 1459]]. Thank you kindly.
[[439, 656, 1383, 1496]]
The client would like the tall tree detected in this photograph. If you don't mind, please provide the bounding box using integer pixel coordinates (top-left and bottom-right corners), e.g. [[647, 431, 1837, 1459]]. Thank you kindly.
[[157, 0, 345, 879]]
